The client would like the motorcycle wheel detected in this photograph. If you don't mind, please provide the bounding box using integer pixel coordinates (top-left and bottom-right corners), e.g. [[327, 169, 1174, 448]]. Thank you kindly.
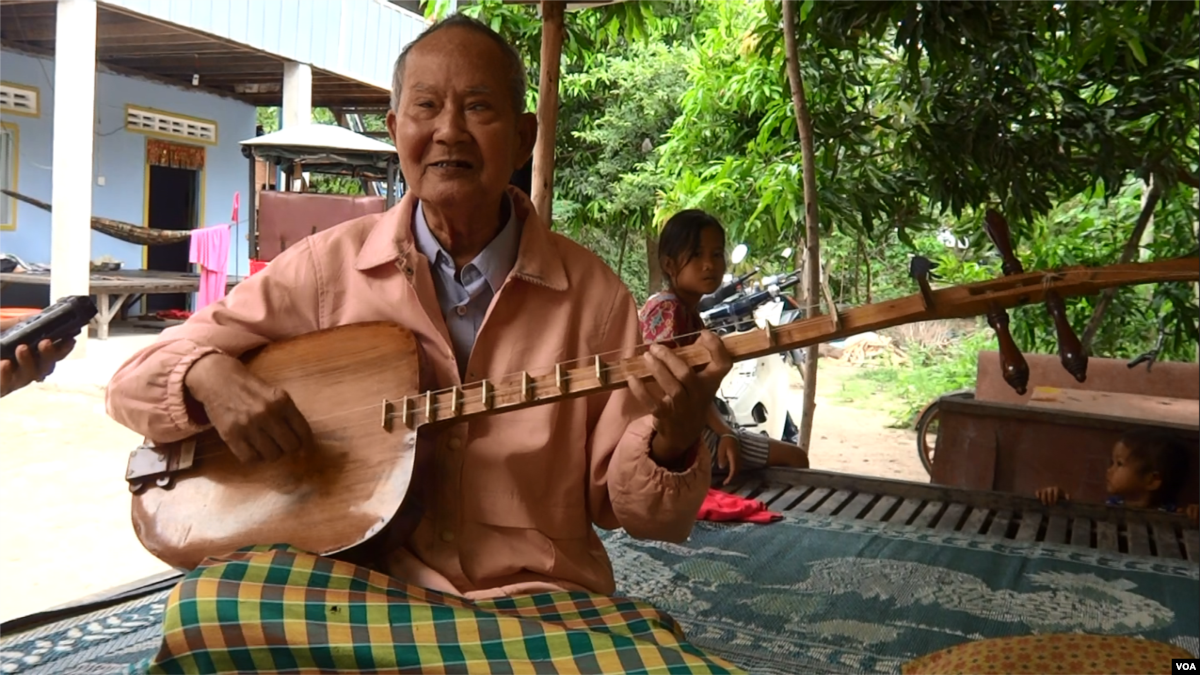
[[914, 389, 975, 476]]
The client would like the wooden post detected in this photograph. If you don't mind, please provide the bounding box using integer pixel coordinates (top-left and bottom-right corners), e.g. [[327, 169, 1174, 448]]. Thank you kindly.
[[782, 0, 823, 453], [531, 0, 565, 225]]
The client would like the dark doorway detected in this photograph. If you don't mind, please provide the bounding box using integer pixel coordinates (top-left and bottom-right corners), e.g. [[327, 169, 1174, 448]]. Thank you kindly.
[[145, 165, 199, 312]]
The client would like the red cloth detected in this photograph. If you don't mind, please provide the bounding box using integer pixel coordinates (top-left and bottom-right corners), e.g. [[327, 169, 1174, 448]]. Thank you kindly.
[[697, 488, 783, 524]]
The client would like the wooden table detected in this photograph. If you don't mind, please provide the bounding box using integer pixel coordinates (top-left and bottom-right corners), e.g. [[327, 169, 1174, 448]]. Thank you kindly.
[[0, 270, 240, 339], [1028, 386, 1199, 428]]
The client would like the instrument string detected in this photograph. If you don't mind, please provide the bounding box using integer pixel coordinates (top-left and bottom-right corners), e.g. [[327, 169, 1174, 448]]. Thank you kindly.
[[131, 265, 1198, 472]]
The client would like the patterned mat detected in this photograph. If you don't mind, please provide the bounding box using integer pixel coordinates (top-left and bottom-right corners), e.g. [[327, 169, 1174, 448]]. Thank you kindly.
[[2, 512, 1197, 674]]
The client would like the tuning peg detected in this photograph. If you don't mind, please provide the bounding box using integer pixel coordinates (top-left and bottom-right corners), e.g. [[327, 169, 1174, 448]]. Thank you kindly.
[[1044, 290, 1087, 382], [909, 256, 937, 310], [987, 304, 1030, 395], [983, 210, 1026, 277]]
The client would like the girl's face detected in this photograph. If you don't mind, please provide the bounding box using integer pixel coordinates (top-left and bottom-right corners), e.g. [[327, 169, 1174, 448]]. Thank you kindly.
[[1106, 442, 1160, 498], [669, 227, 726, 297]]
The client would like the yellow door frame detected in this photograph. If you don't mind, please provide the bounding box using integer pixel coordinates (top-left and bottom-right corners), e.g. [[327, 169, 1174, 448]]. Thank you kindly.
[[140, 137, 207, 270]]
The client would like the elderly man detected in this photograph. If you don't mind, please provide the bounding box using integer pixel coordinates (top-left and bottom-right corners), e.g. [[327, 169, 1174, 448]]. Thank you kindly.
[[107, 14, 744, 675], [0, 318, 75, 398]]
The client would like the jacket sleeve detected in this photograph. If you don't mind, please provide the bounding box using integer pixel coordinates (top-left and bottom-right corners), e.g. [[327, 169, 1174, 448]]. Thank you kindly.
[[105, 240, 323, 443], [587, 284, 711, 543]]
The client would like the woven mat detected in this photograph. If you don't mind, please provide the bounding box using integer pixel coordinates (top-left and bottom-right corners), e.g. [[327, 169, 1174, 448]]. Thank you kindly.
[[3, 512, 1197, 674]]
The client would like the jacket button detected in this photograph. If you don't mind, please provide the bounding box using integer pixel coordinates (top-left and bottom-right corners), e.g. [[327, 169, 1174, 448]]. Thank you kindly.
[[441, 530, 455, 543], [447, 438, 462, 451]]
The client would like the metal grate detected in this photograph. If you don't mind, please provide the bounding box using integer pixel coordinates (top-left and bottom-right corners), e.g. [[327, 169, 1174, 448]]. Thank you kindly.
[[726, 471, 1199, 563]]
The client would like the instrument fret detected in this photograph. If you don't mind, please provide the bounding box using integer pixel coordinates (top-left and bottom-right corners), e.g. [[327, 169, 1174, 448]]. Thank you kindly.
[[481, 380, 493, 410], [555, 364, 567, 394]]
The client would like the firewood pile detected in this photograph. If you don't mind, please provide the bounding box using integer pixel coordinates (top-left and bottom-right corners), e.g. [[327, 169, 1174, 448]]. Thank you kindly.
[[829, 333, 908, 365]]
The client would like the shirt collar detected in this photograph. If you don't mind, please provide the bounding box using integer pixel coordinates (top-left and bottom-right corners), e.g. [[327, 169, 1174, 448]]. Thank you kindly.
[[412, 195, 522, 294]]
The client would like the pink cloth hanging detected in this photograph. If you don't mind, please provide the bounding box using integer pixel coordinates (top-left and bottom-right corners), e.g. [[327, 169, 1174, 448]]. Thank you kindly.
[[189, 224, 230, 311]]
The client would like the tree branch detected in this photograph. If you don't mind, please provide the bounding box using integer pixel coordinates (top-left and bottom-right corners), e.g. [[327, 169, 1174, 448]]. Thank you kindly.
[[1176, 167, 1200, 189], [1079, 175, 1162, 352]]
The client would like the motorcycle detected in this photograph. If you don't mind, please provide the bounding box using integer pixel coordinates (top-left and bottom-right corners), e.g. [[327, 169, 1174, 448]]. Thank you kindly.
[[702, 249, 805, 446]]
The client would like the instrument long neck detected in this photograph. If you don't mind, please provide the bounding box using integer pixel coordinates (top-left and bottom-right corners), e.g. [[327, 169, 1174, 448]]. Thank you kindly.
[[388, 255, 1198, 431]]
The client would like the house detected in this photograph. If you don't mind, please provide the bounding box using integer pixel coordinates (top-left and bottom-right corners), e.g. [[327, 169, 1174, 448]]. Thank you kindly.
[[0, 0, 424, 340]]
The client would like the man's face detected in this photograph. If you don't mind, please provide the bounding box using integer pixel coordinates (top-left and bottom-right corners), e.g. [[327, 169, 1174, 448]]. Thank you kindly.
[[387, 28, 536, 211]]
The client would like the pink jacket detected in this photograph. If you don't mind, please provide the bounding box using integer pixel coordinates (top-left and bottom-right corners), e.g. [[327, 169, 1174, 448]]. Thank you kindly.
[[106, 187, 711, 599]]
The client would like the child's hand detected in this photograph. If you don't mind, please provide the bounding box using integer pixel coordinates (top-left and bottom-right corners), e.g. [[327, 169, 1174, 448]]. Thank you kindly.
[[1036, 486, 1068, 506], [716, 434, 741, 486], [1187, 504, 1198, 526]]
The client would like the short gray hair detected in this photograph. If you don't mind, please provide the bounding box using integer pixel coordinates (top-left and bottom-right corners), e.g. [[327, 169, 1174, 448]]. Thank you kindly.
[[390, 14, 527, 115]]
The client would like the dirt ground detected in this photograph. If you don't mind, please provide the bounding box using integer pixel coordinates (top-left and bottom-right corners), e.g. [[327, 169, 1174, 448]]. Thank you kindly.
[[0, 336, 923, 623]]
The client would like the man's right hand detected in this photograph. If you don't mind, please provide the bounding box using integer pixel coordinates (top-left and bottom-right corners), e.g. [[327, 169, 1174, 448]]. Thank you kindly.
[[184, 353, 315, 463]]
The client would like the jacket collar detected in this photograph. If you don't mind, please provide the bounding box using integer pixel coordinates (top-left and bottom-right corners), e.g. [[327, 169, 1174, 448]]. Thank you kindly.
[[354, 187, 568, 292]]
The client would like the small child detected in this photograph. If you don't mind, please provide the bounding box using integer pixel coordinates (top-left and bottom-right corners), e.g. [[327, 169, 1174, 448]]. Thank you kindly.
[[1037, 428, 1199, 525], [639, 209, 809, 486]]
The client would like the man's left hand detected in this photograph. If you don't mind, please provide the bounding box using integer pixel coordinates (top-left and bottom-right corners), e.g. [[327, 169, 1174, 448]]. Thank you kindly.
[[627, 331, 733, 467], [1, 339, 76, 398]]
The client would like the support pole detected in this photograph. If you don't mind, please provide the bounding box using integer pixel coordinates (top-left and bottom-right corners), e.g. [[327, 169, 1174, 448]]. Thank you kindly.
[[50, 0, 97, 356], [782, 0, 823, 453], [530, 0, 565, 225], [282, 62, 313, 129]]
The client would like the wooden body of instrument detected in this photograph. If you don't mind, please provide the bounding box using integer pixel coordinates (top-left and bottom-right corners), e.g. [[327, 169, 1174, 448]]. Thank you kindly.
[[129, 323, 420, 570], [126, 250, 1199, 571]]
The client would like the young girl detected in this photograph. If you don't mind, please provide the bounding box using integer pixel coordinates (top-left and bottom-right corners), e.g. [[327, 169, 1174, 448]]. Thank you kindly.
[[1037, 428, 1199, 525], [639, 209, 809, 485]]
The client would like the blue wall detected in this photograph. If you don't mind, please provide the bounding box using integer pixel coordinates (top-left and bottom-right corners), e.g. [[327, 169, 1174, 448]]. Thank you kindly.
[[0, 49, 257, 278]]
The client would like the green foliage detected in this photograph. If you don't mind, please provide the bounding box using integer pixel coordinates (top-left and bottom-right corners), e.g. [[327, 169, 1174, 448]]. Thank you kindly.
[[658, 2, 929, 258], [858, 330, 999, 427], [794, 0, 1200, 226], [555, 42, 689, 241], [921, 182, 1198, 364]]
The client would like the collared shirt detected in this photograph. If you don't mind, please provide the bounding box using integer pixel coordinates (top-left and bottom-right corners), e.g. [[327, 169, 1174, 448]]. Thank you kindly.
[[412, 197, 522, 376], [105, 186, 711, 601]]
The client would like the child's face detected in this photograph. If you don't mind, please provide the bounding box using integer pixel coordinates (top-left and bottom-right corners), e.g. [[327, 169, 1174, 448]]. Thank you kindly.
[[1106, 441, 1161, 498], [671, 227, 726, 296]]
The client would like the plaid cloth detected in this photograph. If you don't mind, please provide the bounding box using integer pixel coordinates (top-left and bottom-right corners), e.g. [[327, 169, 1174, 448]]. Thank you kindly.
[[134, 544, 746, 675]]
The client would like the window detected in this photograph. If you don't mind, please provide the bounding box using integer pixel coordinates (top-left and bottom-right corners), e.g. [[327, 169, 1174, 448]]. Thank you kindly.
[[0, 123, 16, 231]]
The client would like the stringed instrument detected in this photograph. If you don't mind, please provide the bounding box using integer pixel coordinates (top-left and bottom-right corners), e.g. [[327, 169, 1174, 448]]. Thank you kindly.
[[125, 214, 1200, 571]]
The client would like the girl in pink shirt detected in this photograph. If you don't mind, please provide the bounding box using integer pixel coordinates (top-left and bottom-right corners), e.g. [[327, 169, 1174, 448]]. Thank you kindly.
[[639, 210, 809, 484]]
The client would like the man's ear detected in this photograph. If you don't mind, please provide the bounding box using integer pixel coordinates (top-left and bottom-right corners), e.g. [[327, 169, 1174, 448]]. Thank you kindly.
[[386, 109, 401, 149], [515, 111, 538, 168]]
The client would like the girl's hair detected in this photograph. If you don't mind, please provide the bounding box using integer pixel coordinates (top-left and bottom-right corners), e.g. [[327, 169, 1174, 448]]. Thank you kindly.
[[657, 210, 725, 283], [1120, 428, 1190, 504]]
